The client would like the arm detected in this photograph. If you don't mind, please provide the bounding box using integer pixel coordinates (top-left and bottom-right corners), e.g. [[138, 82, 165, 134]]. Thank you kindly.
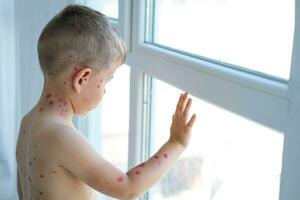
[[49, 92, 196, 200]]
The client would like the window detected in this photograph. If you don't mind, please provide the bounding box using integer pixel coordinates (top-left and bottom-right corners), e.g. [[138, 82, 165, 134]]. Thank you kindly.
[[147, 0, 295, 80], [84, 0, 119, 19], [99, 65, 130, 171], [88, 65, 130, 200], [147, 77, 284, 200]]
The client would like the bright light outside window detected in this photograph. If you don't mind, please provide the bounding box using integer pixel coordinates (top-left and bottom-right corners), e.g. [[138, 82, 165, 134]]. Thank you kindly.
[[96, 65, 130, 200], [151, 0, 294, 80], [149, 77, 284, 200], [85, 0, 118, 19]]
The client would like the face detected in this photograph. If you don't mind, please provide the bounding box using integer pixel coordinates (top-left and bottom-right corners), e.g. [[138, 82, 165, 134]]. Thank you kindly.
[[70, 62, 120, 115]]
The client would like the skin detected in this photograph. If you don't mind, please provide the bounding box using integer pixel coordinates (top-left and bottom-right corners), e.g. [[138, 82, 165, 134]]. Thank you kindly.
[[16, 61, 197, 200]]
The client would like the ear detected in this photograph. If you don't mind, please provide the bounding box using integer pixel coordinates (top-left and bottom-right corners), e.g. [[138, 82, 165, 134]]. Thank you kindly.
[[72, 67, 92, 93]]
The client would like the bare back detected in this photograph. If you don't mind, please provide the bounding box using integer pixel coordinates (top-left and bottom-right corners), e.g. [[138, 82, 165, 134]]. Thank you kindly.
[[16, 106, 96, 200]]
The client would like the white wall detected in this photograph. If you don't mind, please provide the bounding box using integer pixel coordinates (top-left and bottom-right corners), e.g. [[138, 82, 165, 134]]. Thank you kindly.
[[0, 0, 17, 199], [0, 0, 72, 199]]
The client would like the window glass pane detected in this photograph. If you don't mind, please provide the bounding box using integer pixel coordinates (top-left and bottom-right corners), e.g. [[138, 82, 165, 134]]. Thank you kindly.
[[152, 0, 294, 79], [149, 77, 284, 200], [96, 65, 130, 200], [85, 0, 118, 19]]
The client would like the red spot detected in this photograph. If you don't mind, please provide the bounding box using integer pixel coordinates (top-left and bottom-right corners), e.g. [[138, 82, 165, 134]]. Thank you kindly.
[[55, 94, 58, 97], [97, 85, 100, 88], [46, 94, 52, 99], [58, 99, 63, 103], [154, 155, 159, 159], [163, 153, 168, 159], [40, 174, 44, 178], [117, 176, 124, 182], [39, 107, 43, 112], [158, 162, 161, 165], [29, 161, 31, 166], [84, 78, 87, 81], [34, 145, 37, 149], [60, 112, 64, 116], [58, 104, 62, 108], [138, 163, 145, 168], [63, 81, 67, 85], [135, 171, 141, 175], [100, 78, 103, 83], [73, 67, 78, 71], [39, 191, 43, 195], [48, 101, 53, 106], [63, 101, 67, 106], [69, 53, 74, 58], [22, 130, 25, 135]]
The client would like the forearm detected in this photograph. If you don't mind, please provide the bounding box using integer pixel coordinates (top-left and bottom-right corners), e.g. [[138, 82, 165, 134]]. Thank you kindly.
[[125, 139, 186, 199]]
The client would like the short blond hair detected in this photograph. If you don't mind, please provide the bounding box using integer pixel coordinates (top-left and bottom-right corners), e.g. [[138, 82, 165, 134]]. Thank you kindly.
[[37, 5, 126, 76]]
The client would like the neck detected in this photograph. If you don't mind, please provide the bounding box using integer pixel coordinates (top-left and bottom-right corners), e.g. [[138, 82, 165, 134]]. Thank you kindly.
[[37, 80, 74, 126]]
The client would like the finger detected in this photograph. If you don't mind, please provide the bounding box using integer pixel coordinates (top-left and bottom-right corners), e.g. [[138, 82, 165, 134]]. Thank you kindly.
[[183, 98, 192, 118], [176, 93, 183, 111], [187, 114, 196, 127], [178, 92, 188, 112]]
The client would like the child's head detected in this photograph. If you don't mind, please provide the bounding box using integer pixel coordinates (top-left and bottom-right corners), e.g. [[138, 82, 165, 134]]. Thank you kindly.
[[37, 5, 126, 115]]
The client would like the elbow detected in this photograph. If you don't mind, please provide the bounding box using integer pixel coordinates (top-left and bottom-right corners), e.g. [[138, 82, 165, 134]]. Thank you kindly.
[[119, 181, 141, 200], [121, 192, 139, 200]]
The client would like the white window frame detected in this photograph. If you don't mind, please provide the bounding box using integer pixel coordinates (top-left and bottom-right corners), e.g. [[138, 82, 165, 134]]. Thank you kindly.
[[125, 1, 300, 200], [76, 0, 300, 200]]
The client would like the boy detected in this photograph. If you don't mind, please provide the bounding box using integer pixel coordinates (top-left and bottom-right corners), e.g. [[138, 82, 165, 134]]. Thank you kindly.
[[16, 5, 197, 200]]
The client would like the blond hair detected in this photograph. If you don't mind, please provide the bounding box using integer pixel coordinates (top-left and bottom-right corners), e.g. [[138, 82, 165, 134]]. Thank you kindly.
[[37, 5, 126, 76]]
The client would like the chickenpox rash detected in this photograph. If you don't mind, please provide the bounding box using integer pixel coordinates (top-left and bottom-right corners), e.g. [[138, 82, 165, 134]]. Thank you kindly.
[[39, 107, 44, 112], [48, 100, 54, 106], [138, 163, 145, 168], [40, 174, 44, 178], [163, 153, 168, 159], [135, 171, 141, 175], [154, 155, 159, 159], [117, 176, 124, 182], [63, 81, 67, 85]]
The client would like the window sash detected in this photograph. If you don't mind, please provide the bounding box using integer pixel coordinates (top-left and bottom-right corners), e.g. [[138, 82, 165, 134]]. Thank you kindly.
[[77, 0, 300, 200]]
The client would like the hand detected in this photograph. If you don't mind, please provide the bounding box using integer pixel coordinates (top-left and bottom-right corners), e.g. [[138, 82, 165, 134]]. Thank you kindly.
[[169, 92, 197, 148]]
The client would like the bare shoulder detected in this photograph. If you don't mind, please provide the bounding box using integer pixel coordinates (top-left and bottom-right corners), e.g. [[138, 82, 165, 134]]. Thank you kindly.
[[42, 124, 90, 151], [41, 123, 98, 164]]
